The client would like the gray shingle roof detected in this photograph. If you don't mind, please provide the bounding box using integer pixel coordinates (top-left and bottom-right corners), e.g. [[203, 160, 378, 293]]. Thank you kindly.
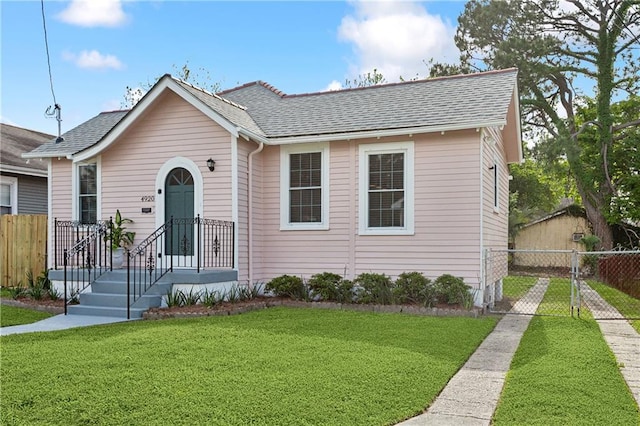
[[1, 123, 53, 172], [24, 69, 518, 158], [24, 111, 128, 158], [220, 69, 518, 138]]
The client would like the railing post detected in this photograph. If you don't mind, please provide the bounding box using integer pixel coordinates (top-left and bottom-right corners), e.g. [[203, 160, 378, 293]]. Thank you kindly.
[[231, 222, 235, 269], [109, 217, 113, 271], [170, 216, 174, 272], [63, 249, 68, 315], [54, 218, 58, 270], [126, 249, 131, 320], [197, 214, 201, 273]]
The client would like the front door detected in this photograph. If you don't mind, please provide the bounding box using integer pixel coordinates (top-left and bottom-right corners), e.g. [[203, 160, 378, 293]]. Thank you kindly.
[[165, 167, 194, 256]]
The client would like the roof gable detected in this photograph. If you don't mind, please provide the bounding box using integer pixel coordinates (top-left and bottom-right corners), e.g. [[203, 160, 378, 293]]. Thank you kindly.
[[1, 123, 53, 175]]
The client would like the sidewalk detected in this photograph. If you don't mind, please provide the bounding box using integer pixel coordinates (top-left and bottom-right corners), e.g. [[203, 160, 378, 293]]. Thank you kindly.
[[397, 278, 549, 426], [0, 314, 133, 336]]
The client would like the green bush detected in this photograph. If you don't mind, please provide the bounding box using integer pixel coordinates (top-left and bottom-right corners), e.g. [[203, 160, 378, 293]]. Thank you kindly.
[[165, 290, 185, 307], [394, 272, 434, 305], [354, 273, 394, 305], [308, 272, 342, 301], [201, 289, 223, 307], [433, 274, 471, 305], [265, 275, 308, 300], [336, 279, 355, 303]]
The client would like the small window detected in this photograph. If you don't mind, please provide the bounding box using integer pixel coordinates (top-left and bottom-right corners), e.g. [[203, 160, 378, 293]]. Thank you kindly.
[[492, 157, 499, 211], [280, 143, 329, 230], [0, 177, 18, 215], [78, 163, 97, 224], [359, 142, 414, 235]]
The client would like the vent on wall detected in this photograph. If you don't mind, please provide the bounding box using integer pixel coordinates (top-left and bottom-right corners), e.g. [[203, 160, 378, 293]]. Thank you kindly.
[[572, 232, 585, 242]]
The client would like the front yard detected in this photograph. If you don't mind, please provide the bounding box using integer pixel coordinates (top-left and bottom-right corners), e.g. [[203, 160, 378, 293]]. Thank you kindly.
[[1, 307, 496, 425]]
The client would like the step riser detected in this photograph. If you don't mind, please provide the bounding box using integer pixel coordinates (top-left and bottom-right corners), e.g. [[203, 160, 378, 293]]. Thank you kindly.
[[80, 294, 162, 309], [67, 305, 146, 319]]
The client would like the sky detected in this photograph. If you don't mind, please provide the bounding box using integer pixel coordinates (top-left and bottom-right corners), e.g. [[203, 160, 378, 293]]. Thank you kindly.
[[1, 0, 466, 136]]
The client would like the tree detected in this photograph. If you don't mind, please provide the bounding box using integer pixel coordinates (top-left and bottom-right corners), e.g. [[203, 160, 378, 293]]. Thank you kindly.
[[439, 0, 640, 249], [343, 68, 387, 88], [121, 62, 222, 109]]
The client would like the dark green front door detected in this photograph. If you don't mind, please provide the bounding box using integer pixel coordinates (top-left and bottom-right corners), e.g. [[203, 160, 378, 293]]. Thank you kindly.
[[165, 167, 194, 256]]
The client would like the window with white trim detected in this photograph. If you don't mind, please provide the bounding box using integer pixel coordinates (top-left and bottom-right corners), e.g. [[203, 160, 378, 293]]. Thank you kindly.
[[0, 176, 18, 215], [280, 143, 329, 230], [359, 142, 414, 235], [78, 163, 97, 223]]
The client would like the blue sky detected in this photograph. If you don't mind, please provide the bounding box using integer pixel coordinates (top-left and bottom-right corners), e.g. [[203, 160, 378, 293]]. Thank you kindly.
[[1, 1, 466, 136]]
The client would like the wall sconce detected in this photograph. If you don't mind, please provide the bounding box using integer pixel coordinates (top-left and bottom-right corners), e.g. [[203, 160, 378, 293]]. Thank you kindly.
[[206, 158, 216, 172]]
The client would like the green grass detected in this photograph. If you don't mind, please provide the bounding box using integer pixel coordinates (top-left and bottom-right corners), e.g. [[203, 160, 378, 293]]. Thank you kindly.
[[493, 316, 640, 425], [1, 305, 53, 327], [502, 276, 537, 300], [587, 280, 640, 332], [1, 307, 497, 425]]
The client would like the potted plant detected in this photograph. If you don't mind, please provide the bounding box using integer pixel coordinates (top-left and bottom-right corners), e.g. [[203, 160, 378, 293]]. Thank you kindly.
[[106, 209, 135, 268]]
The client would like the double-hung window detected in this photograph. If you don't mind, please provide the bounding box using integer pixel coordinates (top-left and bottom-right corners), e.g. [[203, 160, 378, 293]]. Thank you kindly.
[[0, 176, 18, 215], [78, 163, 97, 224], [280, 143, 329, 230], [359, 142, 414, 235]]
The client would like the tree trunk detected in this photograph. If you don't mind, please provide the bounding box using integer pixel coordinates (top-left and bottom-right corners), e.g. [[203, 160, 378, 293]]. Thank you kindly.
[[583, 196, 614, 250]]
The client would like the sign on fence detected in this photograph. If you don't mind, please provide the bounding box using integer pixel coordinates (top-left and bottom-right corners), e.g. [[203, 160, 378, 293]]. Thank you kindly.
[[0, 215, 47, 287]]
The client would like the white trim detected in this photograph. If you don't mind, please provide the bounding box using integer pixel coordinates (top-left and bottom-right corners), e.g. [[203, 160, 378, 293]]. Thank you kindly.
[[0, 164, 48, 178], [154, 157, 204, 230], [479, 130, 486, 291], [73, 76, 239, 162], [513, 86, 524, 163], [279, 142, 330, 231], [47, 159, 53, 269], [230, 134, 239, 272], [239, 120, 506, 146], [0, 175, 18, 214], [358, 141, 414, 236], [71, 157, 101, 222]]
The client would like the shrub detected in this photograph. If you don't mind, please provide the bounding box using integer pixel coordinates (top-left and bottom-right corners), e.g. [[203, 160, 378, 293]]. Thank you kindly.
[[8, 286, 26, 299], [26, 269, 50, 301], [393, 272, 433, 305], [266, 275, 307, 300], [48, 285, 62, 301], [166, 290, 185, 307], [308, 272, 343, 301], [201, 289, 223, 307], [182, 289, 201, 306], [336, 279, 355, 303], [433, 274, 471, 305], [354, 273, 393, 305]]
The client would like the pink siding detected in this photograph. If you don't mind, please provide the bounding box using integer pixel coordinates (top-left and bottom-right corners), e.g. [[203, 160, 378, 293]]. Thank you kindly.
[[251, 131, 484, 287], [482, 127, 509, 253], [99, 91, 233, 240]]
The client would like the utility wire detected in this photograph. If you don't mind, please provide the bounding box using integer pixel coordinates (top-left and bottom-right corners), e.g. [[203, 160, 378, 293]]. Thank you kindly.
[[41, 0, 57, 106]]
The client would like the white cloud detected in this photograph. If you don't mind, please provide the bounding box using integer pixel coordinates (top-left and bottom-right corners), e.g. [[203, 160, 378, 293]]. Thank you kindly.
[[63, 50, 124, 70], [338, 0, 459, 81], [324, 80, 343, 91], [57, 0, 128, 27]]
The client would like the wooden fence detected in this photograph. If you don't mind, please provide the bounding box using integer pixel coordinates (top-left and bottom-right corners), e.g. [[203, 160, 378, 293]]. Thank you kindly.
[[0, 215, 47, 287]]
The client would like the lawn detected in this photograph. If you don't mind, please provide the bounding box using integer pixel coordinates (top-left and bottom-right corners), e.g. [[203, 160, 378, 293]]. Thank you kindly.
[[1, 307, 497, 426], [1, 304, 53, 327], [493, 278, 639, 425], [502, 276, 537, 300]]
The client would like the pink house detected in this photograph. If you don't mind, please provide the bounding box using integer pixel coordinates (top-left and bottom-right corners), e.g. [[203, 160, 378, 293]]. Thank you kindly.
[[25, 68, 522, 317]]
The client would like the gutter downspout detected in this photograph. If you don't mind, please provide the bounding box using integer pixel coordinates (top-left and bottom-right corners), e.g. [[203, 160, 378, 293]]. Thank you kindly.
[[247, 140, 264, 287], [479, 130, 485, 307]]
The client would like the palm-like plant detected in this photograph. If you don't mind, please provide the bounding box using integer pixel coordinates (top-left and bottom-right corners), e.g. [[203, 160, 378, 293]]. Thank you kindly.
[[107, 209, 135, 249]]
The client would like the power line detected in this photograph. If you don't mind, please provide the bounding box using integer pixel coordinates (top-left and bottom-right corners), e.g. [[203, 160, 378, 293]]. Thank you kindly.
[[41, 0, 57, 105]]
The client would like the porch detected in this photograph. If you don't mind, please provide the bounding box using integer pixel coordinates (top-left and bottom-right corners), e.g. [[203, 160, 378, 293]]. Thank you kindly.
[[51, 217, 236, 318]]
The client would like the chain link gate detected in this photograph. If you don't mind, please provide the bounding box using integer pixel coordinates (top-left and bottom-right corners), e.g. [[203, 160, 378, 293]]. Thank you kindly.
[[484, 249, 640, 320]]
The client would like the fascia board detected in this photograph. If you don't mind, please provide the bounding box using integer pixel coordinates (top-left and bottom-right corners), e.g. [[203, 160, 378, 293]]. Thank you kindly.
[[0, 164, 48, 177]]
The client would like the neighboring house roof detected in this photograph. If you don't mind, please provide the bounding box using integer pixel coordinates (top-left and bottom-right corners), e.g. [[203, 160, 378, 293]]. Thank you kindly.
[[24, 68, 522, 162], [1, 123, 53, 177], [521, 205, 588, 229]]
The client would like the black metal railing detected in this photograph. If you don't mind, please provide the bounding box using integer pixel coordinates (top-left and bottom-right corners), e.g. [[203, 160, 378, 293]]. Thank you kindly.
[[126, 216, 235, 318], [54, 218, 110, 270], [63, 221, 110, 314]]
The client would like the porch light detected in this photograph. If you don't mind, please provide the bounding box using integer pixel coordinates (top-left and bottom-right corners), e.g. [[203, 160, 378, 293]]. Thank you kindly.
[[207, 158, 216, 172]]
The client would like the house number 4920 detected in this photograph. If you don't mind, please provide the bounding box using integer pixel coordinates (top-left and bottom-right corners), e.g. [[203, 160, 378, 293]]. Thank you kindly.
[[141, 195, 155, 202]]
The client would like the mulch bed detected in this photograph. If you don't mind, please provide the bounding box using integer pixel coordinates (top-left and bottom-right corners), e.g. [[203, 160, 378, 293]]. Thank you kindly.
[[1, 297, 65, 314]]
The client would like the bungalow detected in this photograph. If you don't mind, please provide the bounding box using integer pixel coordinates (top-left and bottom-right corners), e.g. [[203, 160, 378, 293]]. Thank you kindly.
[[24, 68, 522, 316]]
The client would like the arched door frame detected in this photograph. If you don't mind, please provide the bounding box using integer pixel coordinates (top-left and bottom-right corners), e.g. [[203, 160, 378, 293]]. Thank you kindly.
[[155, 157, 204, 262]]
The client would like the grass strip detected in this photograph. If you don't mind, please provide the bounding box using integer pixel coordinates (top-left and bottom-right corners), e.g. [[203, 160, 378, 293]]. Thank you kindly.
[[502, 276, 537, 300], [587, 280, 640, 332], [493, 316, 639, 425], [1, 307, 497, 426], [1, 305, 53, 327]]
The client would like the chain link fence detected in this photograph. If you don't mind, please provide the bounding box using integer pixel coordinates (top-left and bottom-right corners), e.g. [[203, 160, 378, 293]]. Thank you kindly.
[[484, 249, 640, 320]]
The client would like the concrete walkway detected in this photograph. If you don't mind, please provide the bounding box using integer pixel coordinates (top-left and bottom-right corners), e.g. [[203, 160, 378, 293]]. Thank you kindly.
[[581, 283, 640, 406], [0, 314, 133, 336], [398, 279, 549, 426]]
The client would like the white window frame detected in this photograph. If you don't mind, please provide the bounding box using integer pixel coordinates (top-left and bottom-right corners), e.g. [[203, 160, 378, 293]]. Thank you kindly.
[[72, 157, 101, 223], [280, 142, 330, 231], [359, 141, 414, 236], [0, 176, 18, 215]]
